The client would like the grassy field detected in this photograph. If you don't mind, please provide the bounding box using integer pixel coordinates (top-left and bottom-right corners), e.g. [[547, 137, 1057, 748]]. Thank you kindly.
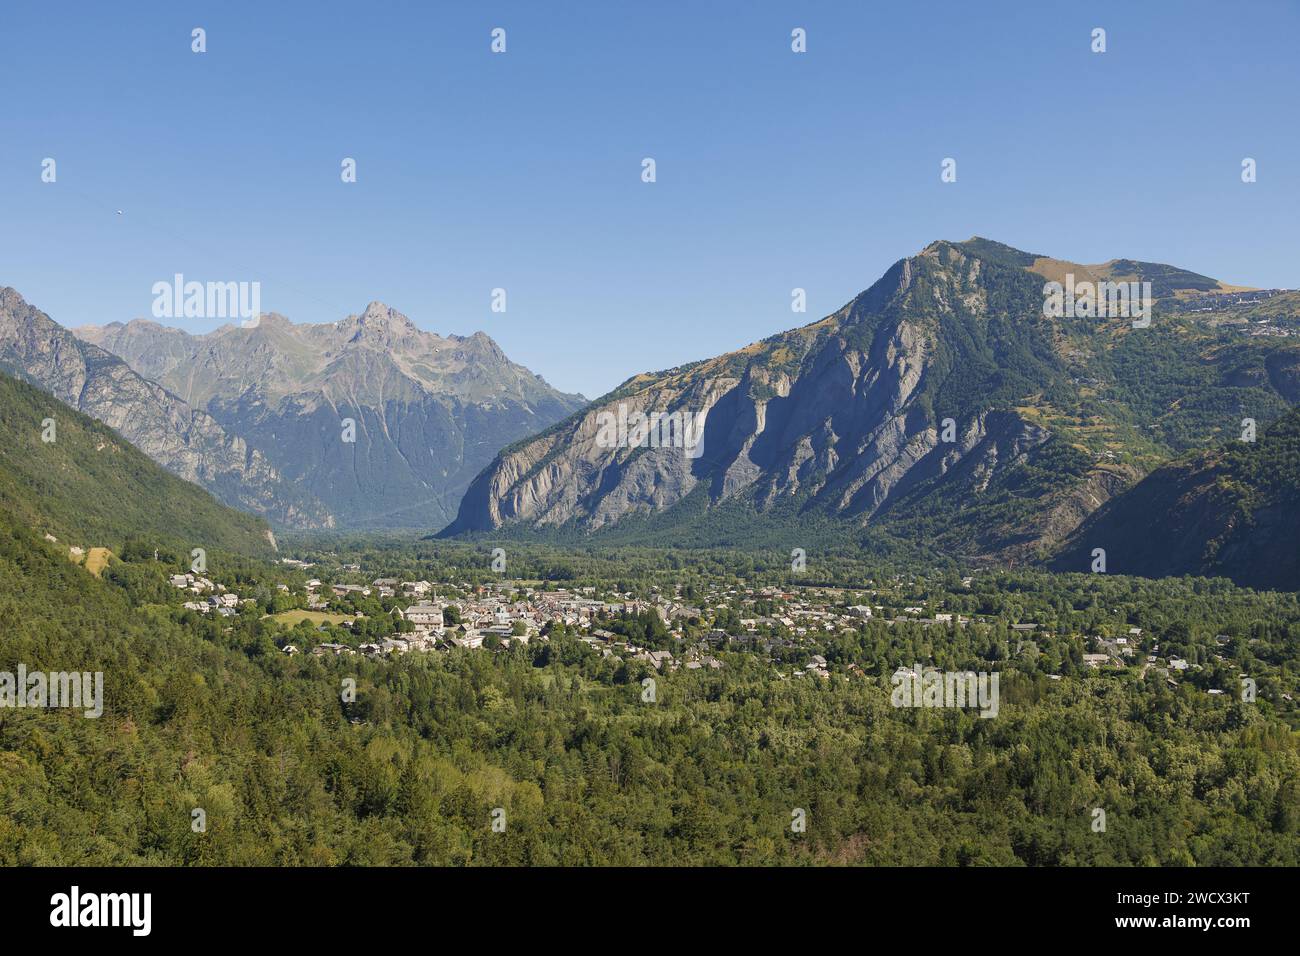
[[67, 545, 112, 576], [84, 547, 112, 577], [267, 609, 354, 626]]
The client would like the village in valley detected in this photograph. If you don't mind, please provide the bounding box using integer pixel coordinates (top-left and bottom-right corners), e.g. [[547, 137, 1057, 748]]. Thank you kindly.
[[168, 559, 726, 673], [158, 548, 1286, 702]]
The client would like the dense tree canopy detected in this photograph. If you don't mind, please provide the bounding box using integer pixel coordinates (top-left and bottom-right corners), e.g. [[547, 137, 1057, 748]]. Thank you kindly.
[[2, 520, 1297, 865]]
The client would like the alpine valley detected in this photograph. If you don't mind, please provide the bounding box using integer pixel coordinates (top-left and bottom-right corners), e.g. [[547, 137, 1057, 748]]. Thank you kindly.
[[3, 239, 1300, 871], [6, 236, 1297, 588]]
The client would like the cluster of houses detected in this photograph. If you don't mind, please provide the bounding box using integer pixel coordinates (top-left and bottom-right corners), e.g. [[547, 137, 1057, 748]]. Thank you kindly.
[[1082, 628, 1141, 668], [184, 561, 1264, 699], [283, 574, 735, 669], [302, 576, 433, 610], [1076, 629, 1268, 696], [793, 655, 831, 680], [168, 571, 255, 617]]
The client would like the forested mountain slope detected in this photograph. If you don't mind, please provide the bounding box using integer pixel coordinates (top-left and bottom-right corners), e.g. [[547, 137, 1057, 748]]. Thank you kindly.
[[0, 287, 332, 529], [1051, 407, 1300, 588], [0, 371, 275, 557]]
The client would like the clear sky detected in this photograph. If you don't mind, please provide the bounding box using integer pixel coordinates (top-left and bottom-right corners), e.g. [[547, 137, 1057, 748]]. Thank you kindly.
[[3, 0, 1297, 398]]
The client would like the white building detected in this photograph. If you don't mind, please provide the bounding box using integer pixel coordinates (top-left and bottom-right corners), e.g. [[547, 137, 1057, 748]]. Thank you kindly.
[[404, 602, 445, 634]]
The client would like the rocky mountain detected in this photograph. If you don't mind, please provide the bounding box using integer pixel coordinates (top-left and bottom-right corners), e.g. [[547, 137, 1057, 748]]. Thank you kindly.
[[0, 370, 276, 556], [1050, 407, 1300, 589], [444, 238, 1300, 562], [0, 288, 331, 529], [76, 303, 586, 529]]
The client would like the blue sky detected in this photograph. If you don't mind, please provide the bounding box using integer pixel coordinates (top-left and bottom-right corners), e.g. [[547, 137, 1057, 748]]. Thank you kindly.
[[3, 0, 1297, 398]]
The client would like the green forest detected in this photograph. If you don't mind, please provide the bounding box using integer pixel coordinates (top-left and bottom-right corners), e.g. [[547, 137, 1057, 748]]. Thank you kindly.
[[3, 513, 1298, 865]]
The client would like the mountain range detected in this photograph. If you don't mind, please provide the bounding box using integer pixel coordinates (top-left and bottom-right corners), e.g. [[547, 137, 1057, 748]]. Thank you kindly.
[[444, 238, 1300, 585], [4, 235, 1297, 589], [0, 287, 329, 529], [74, 303, 585, 530], [0, 288, 583, 531]]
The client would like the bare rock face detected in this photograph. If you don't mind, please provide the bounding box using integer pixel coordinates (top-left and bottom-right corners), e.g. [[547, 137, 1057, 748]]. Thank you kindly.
[[75, 302, 586, 529], [445, 237, 1300, 561], [445, 242, 1053, 543], [0, 287, 334, 529]]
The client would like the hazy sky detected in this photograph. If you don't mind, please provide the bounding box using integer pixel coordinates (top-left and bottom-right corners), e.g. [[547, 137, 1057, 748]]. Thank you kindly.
[[3, 0, 1297, 398]]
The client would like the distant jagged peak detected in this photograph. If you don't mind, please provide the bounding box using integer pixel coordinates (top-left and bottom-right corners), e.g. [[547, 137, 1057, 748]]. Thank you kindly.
[[68, 297, 513, 355], [76, 316, 193, 341], [333, 300, 423, 345], [353, 300, 418, 330]]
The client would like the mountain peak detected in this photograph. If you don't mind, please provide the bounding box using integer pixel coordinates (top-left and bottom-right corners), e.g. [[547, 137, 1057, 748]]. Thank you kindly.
[[914, 238, 1241, 298], [948, 237, 1043, 267], [337, 301, 421, 346], [359, 301, 416, 329], [248, 311, 292, 330], [0, 286, 33, 313], [332, 303, 418, 348], [0, 287, 334, 530]]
